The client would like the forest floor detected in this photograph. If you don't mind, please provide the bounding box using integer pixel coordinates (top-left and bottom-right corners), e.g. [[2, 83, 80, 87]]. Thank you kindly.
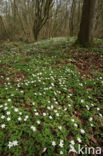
[[0, 37, 103, 156]]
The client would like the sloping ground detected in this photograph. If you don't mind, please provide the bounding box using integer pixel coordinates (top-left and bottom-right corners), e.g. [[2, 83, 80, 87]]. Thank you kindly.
[[0, 38, 103, 156]]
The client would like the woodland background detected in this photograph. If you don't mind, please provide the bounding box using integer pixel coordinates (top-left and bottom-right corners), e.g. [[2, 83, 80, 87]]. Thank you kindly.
[[0, 0, 103, 42]]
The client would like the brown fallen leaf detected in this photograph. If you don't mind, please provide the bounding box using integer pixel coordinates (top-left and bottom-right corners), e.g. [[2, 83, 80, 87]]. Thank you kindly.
[[91, 135, 97, 144], [86, 88, 93, 91], [68, 152, 77, 156], [69, 88, 74, 94]]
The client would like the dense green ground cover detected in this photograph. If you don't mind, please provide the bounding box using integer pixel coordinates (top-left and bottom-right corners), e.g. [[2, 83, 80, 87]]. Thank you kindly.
[[0, 38, 103, 155]]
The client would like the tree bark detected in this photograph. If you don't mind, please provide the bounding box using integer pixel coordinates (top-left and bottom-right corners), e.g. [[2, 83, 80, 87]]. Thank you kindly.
[[0, 15, 9, 40], [69, 0, 76, 37], [33, 0, 53, 41], [77, 0, 98, 45]]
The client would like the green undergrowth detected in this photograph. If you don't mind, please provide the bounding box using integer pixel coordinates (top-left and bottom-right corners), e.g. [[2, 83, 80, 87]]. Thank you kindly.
[[0, 37, 103, 156]]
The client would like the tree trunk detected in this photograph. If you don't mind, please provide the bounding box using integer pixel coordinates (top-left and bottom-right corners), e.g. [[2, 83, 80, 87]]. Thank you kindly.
[[77, 0, 98, 45], [69, 0, 76, 37], [32, 0, 53, 41], [0, 15, 9, 40]]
